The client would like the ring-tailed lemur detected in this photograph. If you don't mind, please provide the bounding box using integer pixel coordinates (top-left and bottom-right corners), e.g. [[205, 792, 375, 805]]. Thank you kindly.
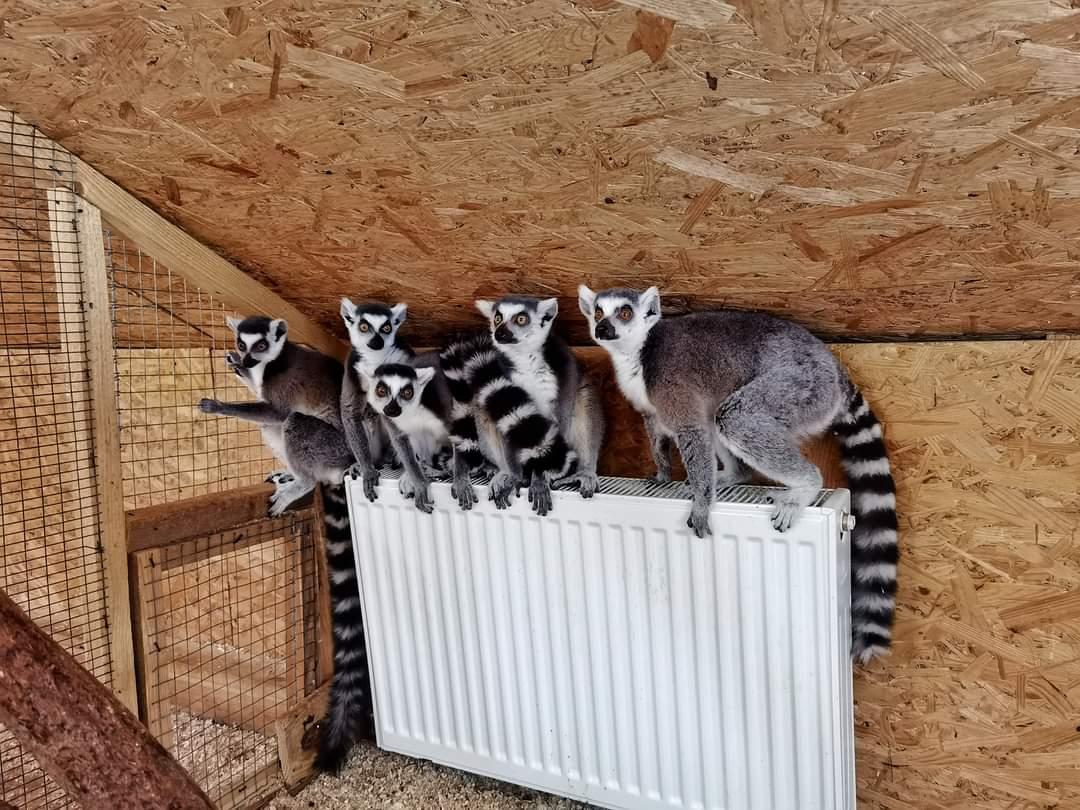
[[474, 295, 604, 497], [198, 317, 376, 765], [338, 299, 415, 499], [365, 362, 480, 513], [439, 331, 578, 516], [578, 286, 898, 663]]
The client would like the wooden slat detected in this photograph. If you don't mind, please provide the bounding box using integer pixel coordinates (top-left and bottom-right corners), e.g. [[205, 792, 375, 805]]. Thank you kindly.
[[50, 188, 138, 714], [274, 684, 330, 787], [125, 483, 313, 552]]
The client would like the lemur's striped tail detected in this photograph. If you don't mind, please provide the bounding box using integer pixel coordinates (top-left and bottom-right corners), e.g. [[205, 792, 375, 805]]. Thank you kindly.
[[315, 482, 375, 772], [832, 384, 899, 664], [440, 332, 577, 481], [440, 334, 490, 470]]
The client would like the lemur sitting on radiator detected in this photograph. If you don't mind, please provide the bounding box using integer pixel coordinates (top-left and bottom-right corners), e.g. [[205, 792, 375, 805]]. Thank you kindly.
[[579, 286, 898, 663]]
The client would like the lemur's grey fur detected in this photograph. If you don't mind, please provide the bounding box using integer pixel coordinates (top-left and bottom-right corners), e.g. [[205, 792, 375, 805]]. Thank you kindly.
[[365, 361, 481, 513], [475, 295, 604, 498], [200, 316, 375, 768], [339, 299, 415, 500], [199, 316, 351, 515], [579, 286, 899, 663]]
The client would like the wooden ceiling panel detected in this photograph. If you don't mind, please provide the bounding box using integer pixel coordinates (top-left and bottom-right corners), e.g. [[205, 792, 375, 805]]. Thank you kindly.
[[2, 1, 1079, 345]]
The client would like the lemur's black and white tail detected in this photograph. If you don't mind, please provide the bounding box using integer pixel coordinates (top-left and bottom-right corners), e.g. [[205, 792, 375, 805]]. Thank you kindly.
[[315, 482, 375, 772], [441, 333, 577, 481], [832, 384, 899, 664]]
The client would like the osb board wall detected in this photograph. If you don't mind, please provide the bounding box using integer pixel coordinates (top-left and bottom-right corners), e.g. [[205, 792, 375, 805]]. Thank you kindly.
[[3, 3, 1080, 345], [585, 338, 1080, 809]]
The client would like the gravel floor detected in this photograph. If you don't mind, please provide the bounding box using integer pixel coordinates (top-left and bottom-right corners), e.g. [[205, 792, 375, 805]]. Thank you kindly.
[[268, 742, 592, 810]]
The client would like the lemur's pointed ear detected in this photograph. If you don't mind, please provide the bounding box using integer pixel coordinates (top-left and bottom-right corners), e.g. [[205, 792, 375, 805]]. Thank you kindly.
[[475, 299, 495, 320], [415, 366, 436, 386], [641, 287, 661, 321], [390, 303, 407, 326], [340, 298, 356, 324], [270, 319, 288, 341], [577, 285, 596, 320], [537, 298, 558, 324], [226, 316, 242, 334]]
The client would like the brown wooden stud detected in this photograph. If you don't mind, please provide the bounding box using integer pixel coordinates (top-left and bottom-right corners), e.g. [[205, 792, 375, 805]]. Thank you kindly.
[[0, 588, 214, 810], [274, 684, 330, 787]]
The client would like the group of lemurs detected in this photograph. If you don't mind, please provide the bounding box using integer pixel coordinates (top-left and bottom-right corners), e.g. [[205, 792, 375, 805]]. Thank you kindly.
[[200, 286, 899, 772]]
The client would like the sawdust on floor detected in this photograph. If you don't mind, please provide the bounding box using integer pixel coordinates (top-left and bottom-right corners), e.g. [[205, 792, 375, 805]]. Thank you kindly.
[[268, 742, 593, 810]]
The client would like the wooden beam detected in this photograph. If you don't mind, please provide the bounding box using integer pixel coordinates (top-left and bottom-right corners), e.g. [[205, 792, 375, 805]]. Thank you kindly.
[[126, 483, 313, 552], [0, 105, 344, 360], [47, 189, 139, 715], [0, 588, 215, 810], [275, 685, 330, 787]]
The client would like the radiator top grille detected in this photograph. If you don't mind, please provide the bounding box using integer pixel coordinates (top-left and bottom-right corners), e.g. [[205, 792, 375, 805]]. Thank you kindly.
[[376, 467, 834, 508]]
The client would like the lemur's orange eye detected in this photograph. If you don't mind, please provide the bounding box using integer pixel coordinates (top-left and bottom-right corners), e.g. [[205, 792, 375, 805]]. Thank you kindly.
[[401, 385, 414, 401], [375, 383, 388, 398], [617, 305, 633, 322], [493, 313, 502, 326], [594, 307, 603, 322], [381, 323, 391, 333], [515, 313, 528, 326], [359, 322, 370, 332]]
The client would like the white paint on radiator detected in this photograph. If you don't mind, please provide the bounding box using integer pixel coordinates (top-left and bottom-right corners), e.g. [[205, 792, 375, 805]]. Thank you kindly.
[[346, 474, 855, 810]]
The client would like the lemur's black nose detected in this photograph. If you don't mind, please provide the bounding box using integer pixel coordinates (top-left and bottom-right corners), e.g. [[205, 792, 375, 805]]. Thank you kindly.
[[494, 323, 516, 344], [594, 319, 616, 340], [383, 400, 401, 418], [368, 335, 384, 350]]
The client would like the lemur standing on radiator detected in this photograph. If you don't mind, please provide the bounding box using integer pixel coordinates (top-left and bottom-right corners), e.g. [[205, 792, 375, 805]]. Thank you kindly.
[[579, 286, 898, 663], [364, 362, 481, 513], [198, 316, 375, 770], [475, 296, 604, 497], [439, 330, 579, 516]]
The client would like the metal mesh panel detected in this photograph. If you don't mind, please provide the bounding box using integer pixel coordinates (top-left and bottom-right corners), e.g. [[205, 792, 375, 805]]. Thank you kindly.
[[132, 510, 320, 808], [104, 230, 277, 509], [0, 111, 108, 809]]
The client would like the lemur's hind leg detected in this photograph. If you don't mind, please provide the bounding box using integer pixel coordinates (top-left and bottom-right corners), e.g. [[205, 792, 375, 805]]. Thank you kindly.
[[271, 413, 352, 516], [714, 441, 752, 487], [715, 374, 826, 532], [556, 381, 604, 498]]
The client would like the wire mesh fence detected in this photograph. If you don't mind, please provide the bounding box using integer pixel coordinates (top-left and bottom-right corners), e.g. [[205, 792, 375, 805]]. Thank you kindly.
[[105, 229, 278, 510], [131, 508, 321, 809], [0, 111, 109, 809]]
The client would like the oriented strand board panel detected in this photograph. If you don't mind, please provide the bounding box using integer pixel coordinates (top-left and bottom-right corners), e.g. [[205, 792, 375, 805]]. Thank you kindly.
[[2, 4, 1080, 344], [588, 338, 1080, 809]]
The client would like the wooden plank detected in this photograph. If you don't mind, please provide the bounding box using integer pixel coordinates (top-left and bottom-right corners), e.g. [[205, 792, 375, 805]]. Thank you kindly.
[[131, 551, 174, 750], [50, 188, 138, 714], [0, 589, 215, 810], [126, 483, 313, 552], [73, 159, 346, 360], [274, 685, 330, 787]]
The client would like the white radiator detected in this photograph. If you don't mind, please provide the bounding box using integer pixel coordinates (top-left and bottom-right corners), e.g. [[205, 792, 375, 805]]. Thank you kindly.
[[345, 473, 855, 810]]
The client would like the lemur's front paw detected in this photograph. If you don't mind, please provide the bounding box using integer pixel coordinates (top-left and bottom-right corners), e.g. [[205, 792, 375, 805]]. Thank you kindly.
[[347, 463, 379, 501], [452, 478, 478, 511], [265, 470, 293, 485], [413, 485, 434, 514], [554, 472, 599, 499], [198, 398, 222, 414], [398, 475, 416, 500], [686, 502, 713, 538], [769, 490, 814, 533], [489, 473, 517, 510], [528, 477, 553, 516]]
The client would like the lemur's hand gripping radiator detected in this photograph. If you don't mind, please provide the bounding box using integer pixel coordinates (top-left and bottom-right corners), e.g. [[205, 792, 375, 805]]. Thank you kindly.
[[345, 473, 856, 810]]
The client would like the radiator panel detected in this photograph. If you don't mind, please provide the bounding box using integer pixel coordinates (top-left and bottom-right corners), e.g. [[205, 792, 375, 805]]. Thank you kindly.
[[347, 477, 855, 810]]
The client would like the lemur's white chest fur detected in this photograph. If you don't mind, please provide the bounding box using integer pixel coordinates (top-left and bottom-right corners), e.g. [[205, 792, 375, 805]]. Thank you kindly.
[[609, 348, 655, 415], [504, 349, 558, 418], [247, 363, 266, 399], [391, 407, 448, 459]]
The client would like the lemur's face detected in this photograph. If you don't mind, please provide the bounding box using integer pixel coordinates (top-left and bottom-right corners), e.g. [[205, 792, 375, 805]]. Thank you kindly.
[[340, 299, 406, 356], [578, 285, 661, 351], [226, 315, 287, 367], [366, 364, 435, 420], [474, 296, 558, 353]]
